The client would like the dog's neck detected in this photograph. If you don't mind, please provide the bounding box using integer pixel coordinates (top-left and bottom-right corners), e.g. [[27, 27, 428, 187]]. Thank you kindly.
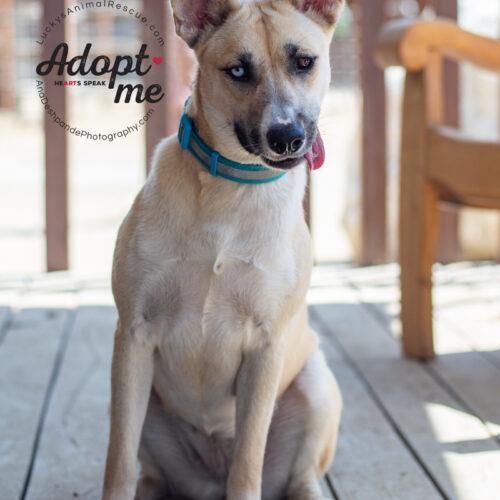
[[186, 88, 215, 152], [187, 85, 246, 163], [174, 85, 308, 234], [180, 87, 288, 185]]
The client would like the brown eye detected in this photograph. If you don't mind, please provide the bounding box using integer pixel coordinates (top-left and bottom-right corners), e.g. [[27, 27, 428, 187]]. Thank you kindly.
[[295, 56, 315, 72]]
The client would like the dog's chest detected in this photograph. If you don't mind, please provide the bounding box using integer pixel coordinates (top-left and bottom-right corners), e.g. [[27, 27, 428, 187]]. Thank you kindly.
[[147, 218, 291, 434]]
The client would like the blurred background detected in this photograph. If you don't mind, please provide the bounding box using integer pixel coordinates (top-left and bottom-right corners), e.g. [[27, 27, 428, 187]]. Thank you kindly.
[[1, 0, 499, 277]]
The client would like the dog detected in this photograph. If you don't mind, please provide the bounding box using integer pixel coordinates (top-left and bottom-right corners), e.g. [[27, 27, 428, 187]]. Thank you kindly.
[[102, 1, 344, 499]]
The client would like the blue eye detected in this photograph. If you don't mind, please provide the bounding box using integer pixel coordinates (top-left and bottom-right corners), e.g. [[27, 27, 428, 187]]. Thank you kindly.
[[223, 59, 253, 82], [229, 65, 246, 79]]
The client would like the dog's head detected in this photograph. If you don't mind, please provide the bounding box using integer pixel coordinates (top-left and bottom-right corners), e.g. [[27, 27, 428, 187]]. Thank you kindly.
[[172, 0, 345, 169]]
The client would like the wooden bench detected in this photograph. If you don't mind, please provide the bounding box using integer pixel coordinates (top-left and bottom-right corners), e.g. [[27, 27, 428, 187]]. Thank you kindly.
[[376, 18, 500, 359]]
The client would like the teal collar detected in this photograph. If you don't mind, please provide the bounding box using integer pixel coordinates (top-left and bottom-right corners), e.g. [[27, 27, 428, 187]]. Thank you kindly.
[[178, 113, 287, 185]]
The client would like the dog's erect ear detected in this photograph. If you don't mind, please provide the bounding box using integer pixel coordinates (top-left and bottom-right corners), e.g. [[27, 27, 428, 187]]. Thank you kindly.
[[170, 0, 238, 47], [291, 0, 345, 28]]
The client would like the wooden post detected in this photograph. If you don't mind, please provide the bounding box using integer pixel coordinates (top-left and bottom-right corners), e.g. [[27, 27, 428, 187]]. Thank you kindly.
[[142, 1, 195, 171], [44, 0, 69, 271], [498, 13, 500, 262], [0, 0, 15, 109], [356, 0, 387, 265], [435, 0, 460, 262], [142, 0, 168, 169], [164, 17, 196, 136]]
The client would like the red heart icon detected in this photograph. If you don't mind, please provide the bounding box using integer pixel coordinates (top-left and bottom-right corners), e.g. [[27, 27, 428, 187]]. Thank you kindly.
[[153, 56, 163, 65]]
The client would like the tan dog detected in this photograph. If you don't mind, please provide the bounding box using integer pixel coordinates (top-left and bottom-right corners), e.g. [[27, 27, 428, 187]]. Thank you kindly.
[[102, 1, 344, 499]]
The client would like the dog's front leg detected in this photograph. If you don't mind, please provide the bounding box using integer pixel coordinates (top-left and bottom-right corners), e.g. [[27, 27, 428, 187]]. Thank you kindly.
[[102, 322, 155, 500], [227, 337, 283, 500]]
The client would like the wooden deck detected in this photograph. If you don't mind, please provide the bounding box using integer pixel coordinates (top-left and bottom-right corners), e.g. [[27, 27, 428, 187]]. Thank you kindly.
[[1, 263, 499, 500]]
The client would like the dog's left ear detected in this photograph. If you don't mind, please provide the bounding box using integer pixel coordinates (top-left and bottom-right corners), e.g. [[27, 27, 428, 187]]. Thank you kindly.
[[291, 0, 345, 29], [171, 0, 239, 48]]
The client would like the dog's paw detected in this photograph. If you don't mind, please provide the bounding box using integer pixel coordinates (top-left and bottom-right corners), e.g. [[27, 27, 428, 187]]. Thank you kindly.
[[287, 482, 327, 500]]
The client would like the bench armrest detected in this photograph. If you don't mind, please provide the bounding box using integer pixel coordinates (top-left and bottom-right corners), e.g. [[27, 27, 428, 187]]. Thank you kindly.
[[376, 18, 500, 72]]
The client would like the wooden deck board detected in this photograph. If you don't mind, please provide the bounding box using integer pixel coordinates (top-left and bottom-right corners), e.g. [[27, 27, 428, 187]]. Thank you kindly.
[[1, 264, 499, 499], [0, 277, 31, 346], [435, 281, 500, 367], [0, 306, 12, 345], [344, 268, 500, 445], [312, 316, 441, 500], [320, 477, 335, 498], [25, 306, 116, 500], [312, 275, 500, 500], [0, 306, 73, 500]]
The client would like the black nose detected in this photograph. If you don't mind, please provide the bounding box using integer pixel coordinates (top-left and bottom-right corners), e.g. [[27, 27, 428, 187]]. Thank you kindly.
[[266, 123, 305, 155]]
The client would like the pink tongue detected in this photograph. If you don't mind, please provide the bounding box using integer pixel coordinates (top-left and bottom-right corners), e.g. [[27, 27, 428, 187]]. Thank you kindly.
[[304, 131, 325, 171]]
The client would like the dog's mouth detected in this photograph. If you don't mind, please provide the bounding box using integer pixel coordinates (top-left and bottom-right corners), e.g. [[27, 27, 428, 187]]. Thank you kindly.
[[262, 130, 325, 171], [261, 155, 305, 170], [234, 121, 325, 171]]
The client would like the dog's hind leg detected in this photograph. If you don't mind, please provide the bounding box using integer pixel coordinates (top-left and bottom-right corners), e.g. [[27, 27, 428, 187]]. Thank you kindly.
[[137, 390, 226, 500], [134, 470, 169, 500], [288, 348, 341, 499]]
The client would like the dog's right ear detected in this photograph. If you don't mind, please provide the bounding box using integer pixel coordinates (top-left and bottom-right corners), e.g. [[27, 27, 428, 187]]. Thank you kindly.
[[170, 0, 238, 48], [291, 0, 345, 29]]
